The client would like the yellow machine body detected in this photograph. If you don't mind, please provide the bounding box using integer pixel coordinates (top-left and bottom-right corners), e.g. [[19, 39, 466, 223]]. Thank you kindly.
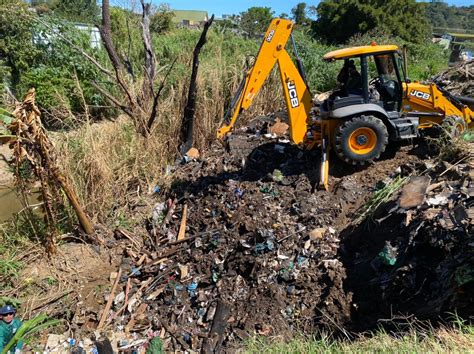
[[218, 18, 474, 189], [403, 82, 473, 128]]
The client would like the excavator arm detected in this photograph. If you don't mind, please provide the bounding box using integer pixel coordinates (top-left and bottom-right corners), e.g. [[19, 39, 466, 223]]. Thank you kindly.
[[218, 19, 313, 146]]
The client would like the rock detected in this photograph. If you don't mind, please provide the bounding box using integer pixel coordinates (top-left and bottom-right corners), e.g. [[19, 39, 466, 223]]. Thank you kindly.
[[268, 120, 289, 136], [186, 147, 200, 159], [44, 334, 68, 353], [398, 176, 431, 209], [309, 227, 327, 240]]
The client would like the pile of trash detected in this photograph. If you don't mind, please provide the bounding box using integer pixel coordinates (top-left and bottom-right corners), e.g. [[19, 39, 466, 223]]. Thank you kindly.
[[68, 122, 430, 352], [34, 122, 472, 352], [341, 143, 474, 329], [114, 131, 359, 352], [434, 59, 474, 96]]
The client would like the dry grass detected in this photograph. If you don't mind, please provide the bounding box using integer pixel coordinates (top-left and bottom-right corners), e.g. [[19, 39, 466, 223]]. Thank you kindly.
[[54, 54, 284, 221], [55, 116, 173, 222], [428, 125, 473, 163]]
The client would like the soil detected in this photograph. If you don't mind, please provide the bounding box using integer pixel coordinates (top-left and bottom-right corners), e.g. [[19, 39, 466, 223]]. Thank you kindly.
[[17, 243, 120, 326]]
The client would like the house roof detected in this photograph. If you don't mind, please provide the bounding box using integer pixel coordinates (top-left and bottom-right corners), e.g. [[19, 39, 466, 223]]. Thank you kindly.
[[172, 10, 208, 23]]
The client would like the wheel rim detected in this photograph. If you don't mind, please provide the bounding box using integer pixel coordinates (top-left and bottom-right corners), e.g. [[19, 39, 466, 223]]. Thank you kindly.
[[453, 122, 465, 136], [348, 127, 377, 155]]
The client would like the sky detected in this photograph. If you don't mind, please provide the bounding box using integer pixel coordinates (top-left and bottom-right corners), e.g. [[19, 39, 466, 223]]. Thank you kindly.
[[143, 0, 474, 18]]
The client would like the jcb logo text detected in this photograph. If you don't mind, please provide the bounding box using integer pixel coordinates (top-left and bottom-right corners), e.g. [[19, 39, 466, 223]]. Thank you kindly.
[[287, 81, 299, 108], [266, 30, 275, 42], [409, 90, 431, 101]]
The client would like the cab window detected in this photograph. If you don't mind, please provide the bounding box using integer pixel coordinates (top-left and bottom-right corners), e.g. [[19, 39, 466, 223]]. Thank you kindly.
[[374, 54, 397, 82]]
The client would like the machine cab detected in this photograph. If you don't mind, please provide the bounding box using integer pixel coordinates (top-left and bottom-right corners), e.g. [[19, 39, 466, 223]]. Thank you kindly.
[[371, 52, 404, 112], [323, 45, 404, 114]]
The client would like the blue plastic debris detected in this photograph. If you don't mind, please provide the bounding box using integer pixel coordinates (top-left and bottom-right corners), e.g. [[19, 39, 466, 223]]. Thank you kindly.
[[255, 239, 274, 254], [182, 332, 191, 343], [287, 285, 295, 295], [130, 267, 141, 276], [187, 282, 198, 297], [234, 188, 244, 198], [378, 242, 398, 266], [297, 256, 309, 267]]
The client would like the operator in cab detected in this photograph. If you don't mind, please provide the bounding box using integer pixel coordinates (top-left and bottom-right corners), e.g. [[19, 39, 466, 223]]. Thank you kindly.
[[332, 59, 363, 98]]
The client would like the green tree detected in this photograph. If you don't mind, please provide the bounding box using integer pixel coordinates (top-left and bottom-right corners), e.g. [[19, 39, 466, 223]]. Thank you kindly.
[[425, 2, 474, 31], [55, 0, 99, 23], [30, 0, 59, 15], [0, 0, 40, 95], [291, 2, 310, 26], [240, 7, 274, 37], [312, 0, 429, 44], [150, 4, 175, 34]]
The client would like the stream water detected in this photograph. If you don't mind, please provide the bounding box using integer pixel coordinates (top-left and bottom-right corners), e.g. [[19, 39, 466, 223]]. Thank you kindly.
[[0, 186, 26, 222], [0, 186, 42, 223]]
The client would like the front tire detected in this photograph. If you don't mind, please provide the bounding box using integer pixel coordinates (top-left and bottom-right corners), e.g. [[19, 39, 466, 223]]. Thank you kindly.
[[334, 115, 389, 165]]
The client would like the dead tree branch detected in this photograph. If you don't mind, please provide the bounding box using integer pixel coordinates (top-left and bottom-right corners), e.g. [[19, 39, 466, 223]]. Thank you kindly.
[[147, 57, 178, 132], [99, 0, 135, 112], [91, 82, 134, 117], [180, 15, 215, 154]]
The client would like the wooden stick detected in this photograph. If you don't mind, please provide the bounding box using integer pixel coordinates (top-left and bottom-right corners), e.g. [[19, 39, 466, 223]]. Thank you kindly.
[[109, 277, 153, 325], [97, 268, 122, 330], [30, 290, 74, 312], [161, 198, 178, 227], [160, 320, 190, 350], [177, 204, 188, 241], [116, 228, 141, 249]]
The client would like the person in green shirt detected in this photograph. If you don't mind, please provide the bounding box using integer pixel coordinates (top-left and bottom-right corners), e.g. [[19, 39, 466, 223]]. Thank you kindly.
[[0, 305, 23, 353]]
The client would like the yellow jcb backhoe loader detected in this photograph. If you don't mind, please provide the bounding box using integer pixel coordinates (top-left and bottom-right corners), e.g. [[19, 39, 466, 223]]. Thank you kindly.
[[218, 18, 474, 190]]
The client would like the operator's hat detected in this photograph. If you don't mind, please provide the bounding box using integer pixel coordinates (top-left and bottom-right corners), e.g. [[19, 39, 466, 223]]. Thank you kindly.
[[0, 305, 16, 315]]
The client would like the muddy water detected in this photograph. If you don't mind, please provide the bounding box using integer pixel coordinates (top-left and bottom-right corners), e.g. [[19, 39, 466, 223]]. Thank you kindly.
[[0, 147, 41, 222], [0, 186, 42, 222], [0, 187, 24, 222], [0, 145, 39, 222]]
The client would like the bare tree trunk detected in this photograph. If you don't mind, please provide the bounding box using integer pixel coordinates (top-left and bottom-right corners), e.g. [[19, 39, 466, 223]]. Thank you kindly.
[[99, 0, 122, 71], [180, 15, 214, 154], [99, 0, 136, 117], [140, 0, 155, 100]]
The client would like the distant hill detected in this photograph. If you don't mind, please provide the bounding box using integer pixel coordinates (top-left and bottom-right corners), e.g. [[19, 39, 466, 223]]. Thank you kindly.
[[425, 2, 474, 31]]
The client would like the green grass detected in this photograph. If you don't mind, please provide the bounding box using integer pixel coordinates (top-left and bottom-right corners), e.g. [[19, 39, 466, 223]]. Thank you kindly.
[[354, 175, 409, 224], [246, 323, 474, 353], [0, 254, 22, 278]]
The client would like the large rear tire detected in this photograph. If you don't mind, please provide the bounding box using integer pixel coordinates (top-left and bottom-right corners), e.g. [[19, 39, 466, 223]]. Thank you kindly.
[[334, 115, 389, 165]]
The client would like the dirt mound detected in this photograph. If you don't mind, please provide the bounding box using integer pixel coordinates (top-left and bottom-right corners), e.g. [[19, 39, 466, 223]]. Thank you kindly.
[[18, 243, 117, 318]]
